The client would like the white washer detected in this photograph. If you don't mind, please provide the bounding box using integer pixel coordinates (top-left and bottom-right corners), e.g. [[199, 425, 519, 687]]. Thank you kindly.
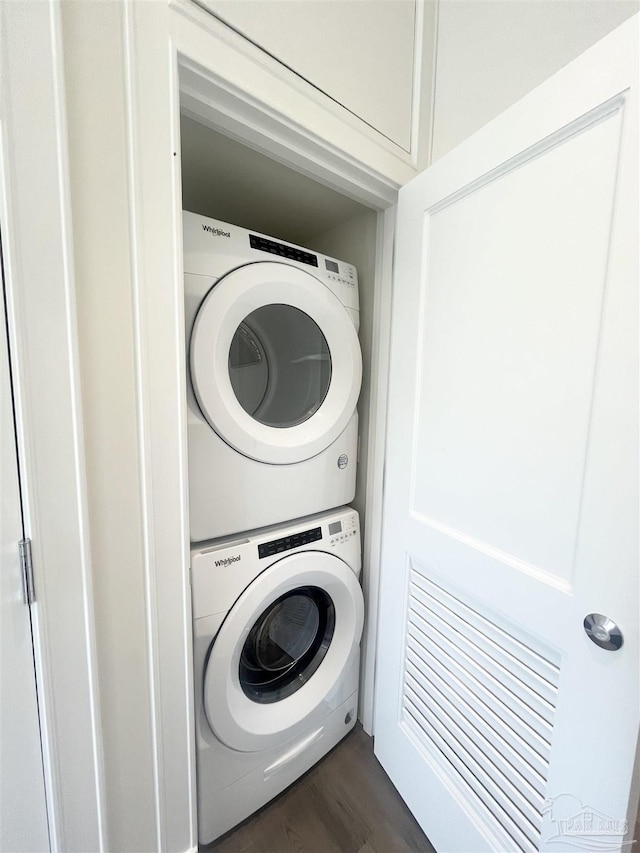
[[192, 506, 363, 844], [183, 211, 362, 542]]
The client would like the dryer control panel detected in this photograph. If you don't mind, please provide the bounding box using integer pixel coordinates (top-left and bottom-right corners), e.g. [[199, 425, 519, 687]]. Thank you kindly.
[[323, 257, 357, 289], [249, 234, 318, 267], [183, 211, 360, 313]]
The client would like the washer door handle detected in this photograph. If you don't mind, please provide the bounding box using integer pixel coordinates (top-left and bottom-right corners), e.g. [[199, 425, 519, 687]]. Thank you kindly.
[[583, 613, 623, 650]]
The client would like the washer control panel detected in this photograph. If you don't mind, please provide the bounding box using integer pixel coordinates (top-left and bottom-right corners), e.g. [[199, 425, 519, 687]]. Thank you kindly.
[[328, 513, 358, 547], [191, 507, 361, 619], [256, 511, 359, 557], [258, 526, 322, 559]]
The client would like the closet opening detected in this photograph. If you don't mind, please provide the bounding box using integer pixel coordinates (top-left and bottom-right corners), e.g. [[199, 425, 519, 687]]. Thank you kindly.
[[179, 110, 383, 723]]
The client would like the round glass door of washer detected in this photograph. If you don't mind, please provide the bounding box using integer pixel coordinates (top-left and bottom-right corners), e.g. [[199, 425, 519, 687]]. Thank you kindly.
[[190, 262, 362, 465], [203, 550, 364, 752], [239, 586, 335, 704]]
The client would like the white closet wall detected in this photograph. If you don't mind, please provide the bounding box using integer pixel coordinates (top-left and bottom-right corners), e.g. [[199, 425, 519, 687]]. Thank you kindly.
[[180, 115, 369, 244]]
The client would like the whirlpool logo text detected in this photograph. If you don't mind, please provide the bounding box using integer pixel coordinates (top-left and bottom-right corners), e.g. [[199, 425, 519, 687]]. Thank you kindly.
[[214, 554, 241, 567], [202, 224, 231, 237]]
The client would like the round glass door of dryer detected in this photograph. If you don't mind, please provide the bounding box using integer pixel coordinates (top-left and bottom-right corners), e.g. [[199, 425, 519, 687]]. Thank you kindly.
[[229, 306, 332, 429], [203, 550, 363, 752], [190, 262, 361, 465]]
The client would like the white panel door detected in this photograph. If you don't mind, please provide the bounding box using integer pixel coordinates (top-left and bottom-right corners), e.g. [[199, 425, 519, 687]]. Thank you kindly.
[[1, 266, 49, 851], [375, 16, 638, 853]]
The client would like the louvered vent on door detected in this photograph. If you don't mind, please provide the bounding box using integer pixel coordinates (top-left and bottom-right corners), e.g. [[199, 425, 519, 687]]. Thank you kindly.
[[401, 567, 561, 853]]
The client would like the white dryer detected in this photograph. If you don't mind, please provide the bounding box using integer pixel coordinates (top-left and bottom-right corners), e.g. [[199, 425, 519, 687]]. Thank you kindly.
[[191, 506, 363, 844], [183, 211, 362, 542]]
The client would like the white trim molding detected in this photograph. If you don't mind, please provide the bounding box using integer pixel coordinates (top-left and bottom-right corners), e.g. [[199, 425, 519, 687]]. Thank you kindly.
[[123, 2, 197, 849], [0, 1, 104, 849], [189, 0, 434, 167], [123, 0, 401, 846], [171, 0, 418, 195]]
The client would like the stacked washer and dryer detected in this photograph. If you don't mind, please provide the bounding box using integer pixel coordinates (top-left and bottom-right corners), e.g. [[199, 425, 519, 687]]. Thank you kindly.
[[184, 211, 365, 844]]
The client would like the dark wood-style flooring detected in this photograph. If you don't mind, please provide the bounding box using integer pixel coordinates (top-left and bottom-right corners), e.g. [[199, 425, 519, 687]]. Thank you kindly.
[[206, 725, 436, 853]]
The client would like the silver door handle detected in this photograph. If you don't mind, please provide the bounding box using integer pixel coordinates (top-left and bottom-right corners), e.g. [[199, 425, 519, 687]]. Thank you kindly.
[[583, 613, 623, 650]]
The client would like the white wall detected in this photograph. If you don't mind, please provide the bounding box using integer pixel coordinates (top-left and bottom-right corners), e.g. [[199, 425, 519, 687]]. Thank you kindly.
[[197, 0, 418, 150], [431, 0, 639, 161]]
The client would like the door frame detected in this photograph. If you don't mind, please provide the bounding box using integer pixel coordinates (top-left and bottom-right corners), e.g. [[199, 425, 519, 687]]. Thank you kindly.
[[0, 1, 105, 849], [123, 0, 414, 846]]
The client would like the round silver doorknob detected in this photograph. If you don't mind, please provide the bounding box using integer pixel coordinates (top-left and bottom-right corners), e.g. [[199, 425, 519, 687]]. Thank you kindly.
[[583, 613, 623, 650]]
